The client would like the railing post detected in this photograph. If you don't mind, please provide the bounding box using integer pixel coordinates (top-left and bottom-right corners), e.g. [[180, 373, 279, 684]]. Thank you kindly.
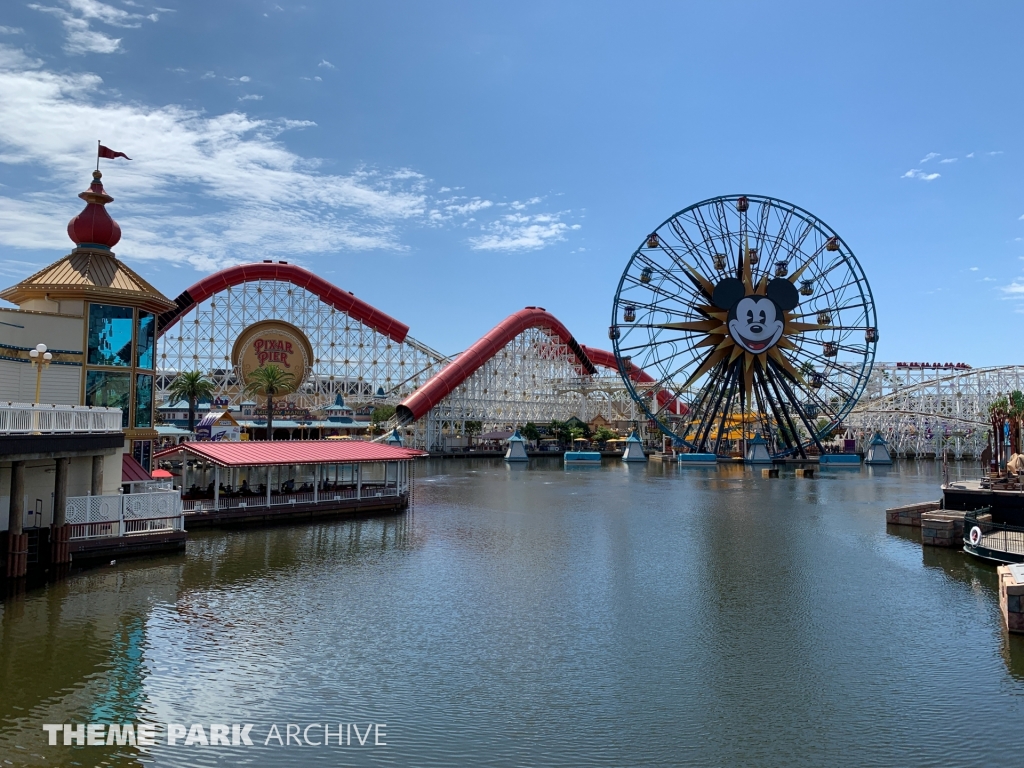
[[119, 494, 125, 538]]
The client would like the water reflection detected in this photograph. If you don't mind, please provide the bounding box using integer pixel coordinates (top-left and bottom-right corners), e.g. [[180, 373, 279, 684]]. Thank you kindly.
[[0, 459, 1022, 767]]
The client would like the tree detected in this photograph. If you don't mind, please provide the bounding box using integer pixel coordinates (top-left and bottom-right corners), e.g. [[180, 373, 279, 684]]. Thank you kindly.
[[243, 364, 295, 441], [371, 404, 397, 434], [521, 422, 541, 443], [167, 371, 215, 434], [464, 420, 482, 447], [593, 426, 618, 446]]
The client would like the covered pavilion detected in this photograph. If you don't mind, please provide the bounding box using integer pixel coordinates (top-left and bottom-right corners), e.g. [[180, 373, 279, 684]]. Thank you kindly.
[[154, 440, 425, 523]]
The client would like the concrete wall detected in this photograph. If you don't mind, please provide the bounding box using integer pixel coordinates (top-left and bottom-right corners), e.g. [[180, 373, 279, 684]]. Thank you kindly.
[[0, 450, 123, 532]]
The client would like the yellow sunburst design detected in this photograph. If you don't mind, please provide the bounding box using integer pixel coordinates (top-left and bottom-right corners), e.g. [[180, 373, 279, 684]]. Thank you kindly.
[[653, 247, 824, 403]]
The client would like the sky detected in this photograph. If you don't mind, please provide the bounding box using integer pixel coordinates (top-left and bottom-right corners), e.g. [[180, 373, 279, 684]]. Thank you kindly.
[[0, 0, 1021, 364]]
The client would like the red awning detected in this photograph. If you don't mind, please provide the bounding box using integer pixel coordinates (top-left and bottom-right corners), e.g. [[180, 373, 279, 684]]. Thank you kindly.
[[153, 440, 426, 468], [151, 468, 174, 478], [122, 453, 152, 482]]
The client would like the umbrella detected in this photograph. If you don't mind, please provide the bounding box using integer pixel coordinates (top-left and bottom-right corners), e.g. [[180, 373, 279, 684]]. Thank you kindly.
[[151, 469, 173, 479]]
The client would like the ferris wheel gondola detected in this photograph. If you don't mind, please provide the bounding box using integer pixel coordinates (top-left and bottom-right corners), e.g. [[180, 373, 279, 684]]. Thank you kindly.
[[611, 194, 877, 459]]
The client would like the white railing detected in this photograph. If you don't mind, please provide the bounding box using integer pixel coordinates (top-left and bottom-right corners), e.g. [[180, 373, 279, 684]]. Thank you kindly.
[[181, 486, 401, 514], [67, 490, 183, 540], [0, 403, 122, 434]]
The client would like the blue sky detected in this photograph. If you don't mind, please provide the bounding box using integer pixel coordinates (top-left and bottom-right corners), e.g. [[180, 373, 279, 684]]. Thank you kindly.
[[0, 1, 1021, 364]]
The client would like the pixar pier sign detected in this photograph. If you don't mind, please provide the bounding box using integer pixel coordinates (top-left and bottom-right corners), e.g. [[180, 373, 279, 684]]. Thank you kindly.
[[231, 319, 315, 390]]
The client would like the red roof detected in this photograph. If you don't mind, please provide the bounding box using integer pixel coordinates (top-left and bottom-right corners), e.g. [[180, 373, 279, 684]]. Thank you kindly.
[[122, 453, 152, 482], [154, 440, 426, 467]]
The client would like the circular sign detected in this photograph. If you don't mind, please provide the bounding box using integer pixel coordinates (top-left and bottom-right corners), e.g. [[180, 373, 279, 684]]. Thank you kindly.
[[969, 525, 983, 546], [231, 319, 314, 394]]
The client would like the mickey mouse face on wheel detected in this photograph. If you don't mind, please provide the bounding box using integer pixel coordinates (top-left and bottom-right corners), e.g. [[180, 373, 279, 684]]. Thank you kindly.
[[712, 277, 800, 355]]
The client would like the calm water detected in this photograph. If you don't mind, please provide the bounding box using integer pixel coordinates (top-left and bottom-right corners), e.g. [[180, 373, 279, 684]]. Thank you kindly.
[[2, 458, 1024, 767]]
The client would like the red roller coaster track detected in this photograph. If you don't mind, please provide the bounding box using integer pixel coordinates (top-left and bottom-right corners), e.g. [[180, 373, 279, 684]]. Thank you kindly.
[[157, 263, 680, 422], [157, 261, 410, 343]]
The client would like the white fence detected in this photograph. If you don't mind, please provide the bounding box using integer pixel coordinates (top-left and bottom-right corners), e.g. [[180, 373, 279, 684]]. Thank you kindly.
[[181, 486, 399, 514], [0, 403, 122, 434], [66, 490, 183, 540]]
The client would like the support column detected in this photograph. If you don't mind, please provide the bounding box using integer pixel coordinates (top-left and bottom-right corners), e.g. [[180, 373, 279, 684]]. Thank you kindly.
[[91, 454, 104, 496], [356, 464, 362, 500], [214, 465, 220, 510], [51, 457, 71, 566], [267, 466, 272, 507], [6, 461, 27, 578], [313, 464, 319, 504]]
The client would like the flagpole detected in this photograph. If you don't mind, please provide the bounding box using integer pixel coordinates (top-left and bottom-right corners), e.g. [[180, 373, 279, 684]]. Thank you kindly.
[[96, 140, 101, 172]]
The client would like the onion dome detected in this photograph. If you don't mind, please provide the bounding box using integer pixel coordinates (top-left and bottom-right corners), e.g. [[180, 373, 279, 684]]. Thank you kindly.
[[67, 170, 121, 249]]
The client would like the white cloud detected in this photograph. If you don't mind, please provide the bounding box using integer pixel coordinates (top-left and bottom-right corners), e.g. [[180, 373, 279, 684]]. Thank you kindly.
[[970, 267, 979, 271], [0, 44, 577, 270], [470, 211, 577, 251], [0, 26, 25, 34], [939, 158, 957, 164], [427, 196, 493, 224], [238, 75, 250, 83], [318, 59, 334, 69], [1019, 213, 1024, 220], [920, 152, 940, 163], [901, 169, 940, 181], [989, 151, 1004, 156], [238, 94, 262, 101], [966, 152, 975, 158], [1001, 282, 1024, 297], [29, 0, 158, 55]]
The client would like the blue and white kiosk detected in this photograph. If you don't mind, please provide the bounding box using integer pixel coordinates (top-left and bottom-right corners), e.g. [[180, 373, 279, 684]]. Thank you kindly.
[[504, 429, 529, 462], [865, 432, 893, 465], [621, 430, 647, 463], [744, 432, 772, 464]]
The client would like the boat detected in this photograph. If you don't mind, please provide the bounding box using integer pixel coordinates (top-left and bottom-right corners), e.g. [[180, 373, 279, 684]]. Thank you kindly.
[[504, 429, 529, 462], [621, 430, 647, 463]]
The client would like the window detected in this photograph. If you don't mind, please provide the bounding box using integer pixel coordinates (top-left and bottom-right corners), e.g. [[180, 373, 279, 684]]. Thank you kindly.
[[88, 304, 134, 367], [132, 440, 152, 472], [135, 373, 153, 428], [85, 370, 131, 428], [137, 312, 155, 369]]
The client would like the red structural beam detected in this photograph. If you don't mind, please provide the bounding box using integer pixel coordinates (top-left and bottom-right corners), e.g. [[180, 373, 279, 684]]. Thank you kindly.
[[157, 261, 410, 343], [397, 307, 596, 423]]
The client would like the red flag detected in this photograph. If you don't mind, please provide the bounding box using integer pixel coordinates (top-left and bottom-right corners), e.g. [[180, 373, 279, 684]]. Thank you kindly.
[[98, 145, 131, 160]]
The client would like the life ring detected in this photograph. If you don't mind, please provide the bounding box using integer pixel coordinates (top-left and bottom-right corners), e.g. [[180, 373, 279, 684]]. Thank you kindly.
[[969, 526, 983, 546]]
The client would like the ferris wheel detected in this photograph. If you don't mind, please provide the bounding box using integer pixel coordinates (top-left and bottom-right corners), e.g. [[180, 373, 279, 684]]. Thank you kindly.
[[610, 194, 877, 458]]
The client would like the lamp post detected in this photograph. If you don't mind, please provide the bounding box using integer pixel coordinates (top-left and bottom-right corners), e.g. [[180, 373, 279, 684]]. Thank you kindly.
[[29, 343, 53, 403]]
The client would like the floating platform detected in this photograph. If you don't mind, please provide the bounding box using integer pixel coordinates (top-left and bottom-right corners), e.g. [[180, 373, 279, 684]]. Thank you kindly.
[[564, 451, 602, 466], [819, 454, 861, 467], [677, 453, 719, 466]]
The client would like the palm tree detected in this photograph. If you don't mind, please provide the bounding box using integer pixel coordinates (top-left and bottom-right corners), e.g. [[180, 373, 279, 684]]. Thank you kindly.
[[243, 364, 295, 441], [167, 371, 215, 434]]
